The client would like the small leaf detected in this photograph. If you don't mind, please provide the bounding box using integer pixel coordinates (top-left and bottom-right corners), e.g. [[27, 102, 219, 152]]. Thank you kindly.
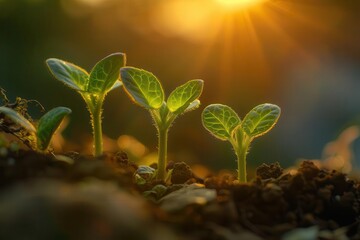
[[121, 67, 164, 109], [202, 104, 240, 141], [134, 165, 156, 185], [143, 184, 168, 200], [110, 81, 123, 91], [88, 53, 126, 94], [167, 79, 204, 114], [0, 106, 36, 132], [241, 103, 280, 138], [184, 100, 201, 113], [46, 58, 89, 91], [36, 107, 71, 150]]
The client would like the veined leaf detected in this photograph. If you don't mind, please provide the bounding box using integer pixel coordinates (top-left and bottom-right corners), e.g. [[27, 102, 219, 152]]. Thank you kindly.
[[167, 79, 203, 114], [120, 67, 164, 109], [36, 107, 71, 150], [0, 106, 36, 132], [184, 100, 201, 113], [202, 104, 240, 141], [46, 58, 89, 91], [88, 53, 126, 94], [241, 103, 280, 138]]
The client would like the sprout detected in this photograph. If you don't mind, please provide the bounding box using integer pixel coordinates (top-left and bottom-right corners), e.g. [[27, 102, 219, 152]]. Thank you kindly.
[[202, 103, 280, 182], [121, 67, 203, 180], [0, 106, 71, 151], [46, 53, 126, 156]]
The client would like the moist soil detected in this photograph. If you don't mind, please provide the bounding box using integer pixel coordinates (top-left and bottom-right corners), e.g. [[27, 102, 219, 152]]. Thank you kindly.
[[0, 148, 359, 240]]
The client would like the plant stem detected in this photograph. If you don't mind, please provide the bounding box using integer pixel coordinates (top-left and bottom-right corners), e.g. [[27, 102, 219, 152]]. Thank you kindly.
[[91, 101, 103, 157], [236, 147, 248, 182], [157, 127, 169, 180], [235, 142, 250, 183]]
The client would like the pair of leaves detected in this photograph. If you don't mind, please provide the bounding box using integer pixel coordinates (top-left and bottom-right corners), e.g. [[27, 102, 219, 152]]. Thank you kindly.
[[120, 67, 203, 116], [202, 103, 281, 141], [46, 53, 126, 95], [0, 106, 71, 150]]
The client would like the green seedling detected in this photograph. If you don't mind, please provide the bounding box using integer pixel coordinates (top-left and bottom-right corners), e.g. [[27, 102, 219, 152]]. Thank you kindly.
[[0, 106, 71, 151], [46, 53, 126, 156], [121, 67, 203, 180], [202, 103, 280, 182]]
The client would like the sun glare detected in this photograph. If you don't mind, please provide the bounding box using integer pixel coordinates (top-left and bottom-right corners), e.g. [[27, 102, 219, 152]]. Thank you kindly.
[[215, 0, 265, 10]]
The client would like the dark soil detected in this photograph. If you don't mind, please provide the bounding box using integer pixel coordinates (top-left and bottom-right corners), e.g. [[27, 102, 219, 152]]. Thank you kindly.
[[0, 146, 359, 240]]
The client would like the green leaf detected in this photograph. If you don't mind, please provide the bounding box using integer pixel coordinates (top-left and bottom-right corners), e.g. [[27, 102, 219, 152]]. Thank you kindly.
[[184, 100, 201, 113], [121, 67, 164, 109], [88, 53, 126, 94], [110, 81, 123, 91], [241, 103, 280, 138], [167, 79, 204, 114], [0, 106, 36, 132], [46, 58, 89, 91], [36, 107, 72, 150], [135, 165, 156, 185], [202, 104, 240, 141]]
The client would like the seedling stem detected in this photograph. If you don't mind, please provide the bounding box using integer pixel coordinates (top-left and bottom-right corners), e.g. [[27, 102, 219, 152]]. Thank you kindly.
[[157, 127, 169, 180], [89, 95, 104, 156]]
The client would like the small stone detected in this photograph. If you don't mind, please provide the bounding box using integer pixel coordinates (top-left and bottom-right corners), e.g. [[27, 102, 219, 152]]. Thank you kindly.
[[160, 184, 216, 212]]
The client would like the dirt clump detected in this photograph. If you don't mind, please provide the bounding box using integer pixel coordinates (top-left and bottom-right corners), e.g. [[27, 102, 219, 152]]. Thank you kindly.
[[256, 162, 283, 180]]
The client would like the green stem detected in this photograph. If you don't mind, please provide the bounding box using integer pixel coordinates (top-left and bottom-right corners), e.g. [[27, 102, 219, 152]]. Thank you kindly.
[[83, 94, 104, 157], [90, 96, 104, 157], [235, 146, 248, 182], [92, 110, 103, 157], [157, 127, 169, 180]]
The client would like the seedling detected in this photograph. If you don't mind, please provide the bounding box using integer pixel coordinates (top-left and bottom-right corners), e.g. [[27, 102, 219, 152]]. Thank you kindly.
[[120, 67, 203, 180], [202, 103, 280, 182], [46, 53, 126, 156], [0, 106, 71, 151]]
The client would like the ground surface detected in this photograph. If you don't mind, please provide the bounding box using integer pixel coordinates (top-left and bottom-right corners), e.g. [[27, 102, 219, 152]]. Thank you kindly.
[[0, 147, 359, 240]]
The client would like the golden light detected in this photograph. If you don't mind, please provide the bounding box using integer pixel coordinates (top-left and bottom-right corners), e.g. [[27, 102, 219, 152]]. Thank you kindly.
[[215, 0, 265, 10], [61, 0, 337, 99], [152, 0, 219, 41]]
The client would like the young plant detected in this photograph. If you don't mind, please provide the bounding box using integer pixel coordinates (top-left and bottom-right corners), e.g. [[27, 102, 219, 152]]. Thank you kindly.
[[46, 53, 126, 156], [120, 67, 204, 180], [202, 103, 281, 182], [0, 106, 71, 151]]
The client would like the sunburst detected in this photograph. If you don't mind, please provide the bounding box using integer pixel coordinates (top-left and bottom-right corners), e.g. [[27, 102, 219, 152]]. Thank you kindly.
[[215, 0, 265, 10]]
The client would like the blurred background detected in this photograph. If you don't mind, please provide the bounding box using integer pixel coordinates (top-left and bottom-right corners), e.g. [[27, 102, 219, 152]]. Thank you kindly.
[[1, 0, 360, 172]]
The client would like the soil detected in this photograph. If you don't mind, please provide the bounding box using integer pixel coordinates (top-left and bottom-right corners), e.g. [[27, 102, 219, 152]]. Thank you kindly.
[[0, 145, 359, 240]]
